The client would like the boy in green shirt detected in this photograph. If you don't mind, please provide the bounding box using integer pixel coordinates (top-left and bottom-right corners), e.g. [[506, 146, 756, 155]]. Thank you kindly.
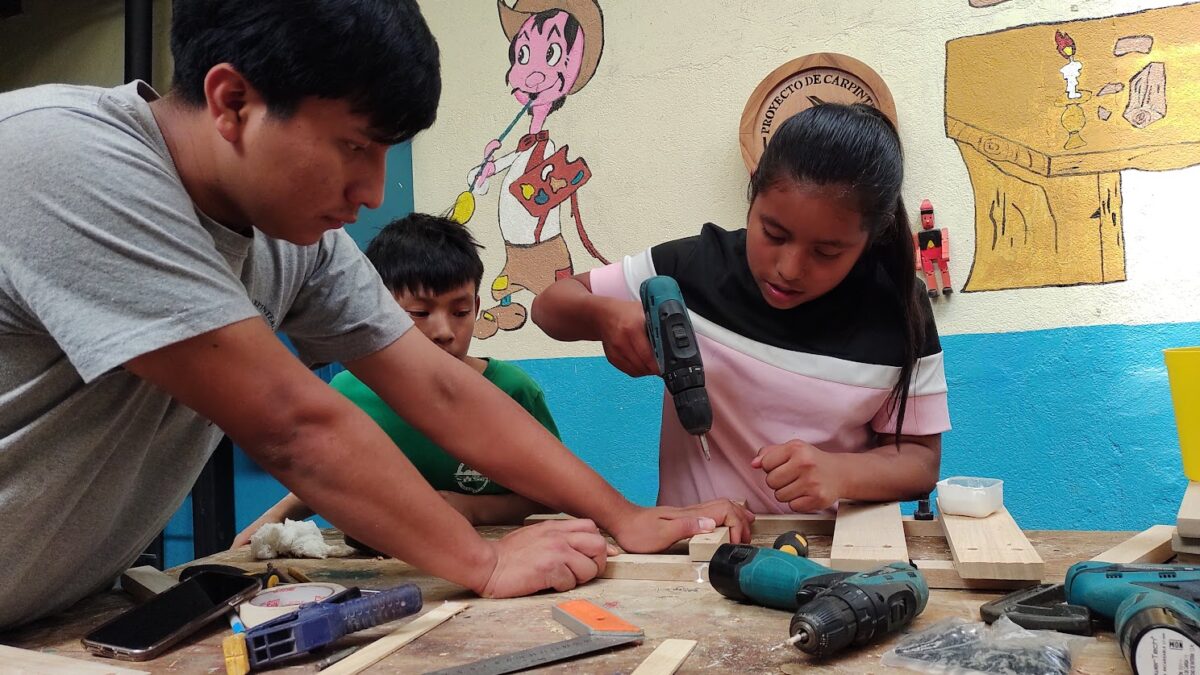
[[235, 214, 556, 541]]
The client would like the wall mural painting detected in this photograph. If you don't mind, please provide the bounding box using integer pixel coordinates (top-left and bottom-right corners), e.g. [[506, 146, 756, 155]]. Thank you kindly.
[[447, 0, 609, 340], [945, 2, 1200, 291]]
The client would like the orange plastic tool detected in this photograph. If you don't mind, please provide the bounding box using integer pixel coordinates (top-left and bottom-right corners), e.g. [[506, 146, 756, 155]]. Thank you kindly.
[[552, 600, 644, 637]]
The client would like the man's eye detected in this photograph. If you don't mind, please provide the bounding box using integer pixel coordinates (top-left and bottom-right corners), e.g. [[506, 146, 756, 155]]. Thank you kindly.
[[408, 310, 429, 318], [454, 311, 473, 317], [345, 141, 366, 152], [814, 248, 841, 260], [764, 229, 785, 243]]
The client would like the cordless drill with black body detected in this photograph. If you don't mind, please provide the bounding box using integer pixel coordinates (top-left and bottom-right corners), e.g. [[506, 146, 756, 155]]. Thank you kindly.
[[710, 543, 928, 658], [639, 275, 712, 460]]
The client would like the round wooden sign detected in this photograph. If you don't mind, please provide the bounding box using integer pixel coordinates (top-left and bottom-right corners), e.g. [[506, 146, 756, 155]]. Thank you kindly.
[[739, 53, 897, 172]]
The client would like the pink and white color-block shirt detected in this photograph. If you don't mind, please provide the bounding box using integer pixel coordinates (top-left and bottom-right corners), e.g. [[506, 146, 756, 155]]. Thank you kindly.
[[589, 224, 951, 513]]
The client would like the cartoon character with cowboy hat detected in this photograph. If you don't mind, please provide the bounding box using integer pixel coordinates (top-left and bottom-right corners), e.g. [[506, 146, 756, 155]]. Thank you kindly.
[[468, 0, 607, 339]]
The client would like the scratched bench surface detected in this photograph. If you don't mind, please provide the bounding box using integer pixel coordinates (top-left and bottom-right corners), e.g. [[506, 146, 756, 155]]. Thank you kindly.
[[0, 529, 1133, 674]]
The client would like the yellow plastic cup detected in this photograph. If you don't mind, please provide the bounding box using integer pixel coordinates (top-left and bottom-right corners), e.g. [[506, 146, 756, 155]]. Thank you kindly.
[[1165, 347, 1200, 480]]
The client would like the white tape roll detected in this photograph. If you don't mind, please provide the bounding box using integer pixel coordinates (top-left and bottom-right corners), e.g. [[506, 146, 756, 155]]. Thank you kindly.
[[237, 582, 347, 628]]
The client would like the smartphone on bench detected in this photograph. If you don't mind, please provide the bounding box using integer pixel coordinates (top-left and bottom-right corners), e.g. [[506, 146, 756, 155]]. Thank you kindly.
[[82, 570, 261, 661]]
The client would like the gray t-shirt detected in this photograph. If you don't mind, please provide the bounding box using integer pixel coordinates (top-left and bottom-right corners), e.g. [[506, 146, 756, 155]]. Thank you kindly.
[[0, 82, 413, 629]]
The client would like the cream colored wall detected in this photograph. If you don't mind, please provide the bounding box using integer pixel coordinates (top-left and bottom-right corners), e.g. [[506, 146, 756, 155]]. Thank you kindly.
[[414, 0, 1200, 361], [0, 0, 173, 93]]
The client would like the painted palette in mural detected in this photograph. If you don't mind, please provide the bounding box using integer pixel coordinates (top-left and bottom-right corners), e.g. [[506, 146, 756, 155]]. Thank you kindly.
[[739, 53, 897, 172]]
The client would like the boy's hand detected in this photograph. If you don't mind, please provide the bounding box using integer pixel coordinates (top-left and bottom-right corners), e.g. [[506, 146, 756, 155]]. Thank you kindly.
[[479, 519, 609, 597], [607, 501, 755, 552], [599, 300, 658, 377], [752, 440, 843, 512]]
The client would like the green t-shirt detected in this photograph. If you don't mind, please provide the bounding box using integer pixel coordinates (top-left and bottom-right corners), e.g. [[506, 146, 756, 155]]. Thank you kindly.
[[329, 358, 560, 495]]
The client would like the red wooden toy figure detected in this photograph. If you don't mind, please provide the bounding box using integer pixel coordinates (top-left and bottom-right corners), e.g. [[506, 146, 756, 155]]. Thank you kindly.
[[914, 198, 952, 297]]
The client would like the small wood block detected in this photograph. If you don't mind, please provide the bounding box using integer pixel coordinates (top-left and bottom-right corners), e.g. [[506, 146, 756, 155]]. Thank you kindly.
[[831, 502, 909, 571], [631, 639, 698, 675], [321, 602, 468, 675], [601, 555, 710, 582], [553, 599, 643, 637], [688, 527, 729, 562], [1092, 525, 1176, 564], [1176, 551, 1200, 564], [1114, 34, 1154, 56], [937, 500, 1044, 581], [1173, 532, 1200, 555], [1176, 482, 1200, 538], [120, 565, 178, 603], [0, 645, 148, 673], [1124, 62, 1167, 129], [911, 559, 1036, 590]]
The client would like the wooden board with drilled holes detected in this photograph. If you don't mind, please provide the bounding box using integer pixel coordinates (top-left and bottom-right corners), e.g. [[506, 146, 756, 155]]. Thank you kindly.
[[830, 501, 910, 571], [551, 504, 1044, 589], [937, 500, 1043, 581]]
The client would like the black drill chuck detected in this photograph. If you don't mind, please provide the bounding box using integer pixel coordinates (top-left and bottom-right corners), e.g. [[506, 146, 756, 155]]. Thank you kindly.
[[788, 572, 925, 658]]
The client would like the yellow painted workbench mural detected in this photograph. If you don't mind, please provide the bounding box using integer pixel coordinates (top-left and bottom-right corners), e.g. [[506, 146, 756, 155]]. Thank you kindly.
[[946, 2, 1200, 291]]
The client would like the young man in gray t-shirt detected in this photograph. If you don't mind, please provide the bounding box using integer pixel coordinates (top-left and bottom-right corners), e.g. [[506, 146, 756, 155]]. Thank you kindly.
[[0, 0, 751, 631]]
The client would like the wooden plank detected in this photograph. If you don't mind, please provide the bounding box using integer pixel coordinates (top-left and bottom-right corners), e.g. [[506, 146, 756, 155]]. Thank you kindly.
[[526, 511, 944, 538], [831, 502, 909, 571], [631, 639, 698, 675], [1173, 532, 1200, 555], [601, 554, 1032, 590], [688, 527, 729, 562], [602, 555, 710, 583], [938, 500, 1043, 581], [1177, 482, 1200, 538], [322, 602, 468, 675], [119, 565, 178, 603], [0, 645, 148, 674], [1091, 525, 1175, 564]]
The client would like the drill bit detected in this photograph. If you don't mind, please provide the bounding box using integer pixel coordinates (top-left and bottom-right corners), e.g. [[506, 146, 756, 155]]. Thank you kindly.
[[698, 434, 711, 461]]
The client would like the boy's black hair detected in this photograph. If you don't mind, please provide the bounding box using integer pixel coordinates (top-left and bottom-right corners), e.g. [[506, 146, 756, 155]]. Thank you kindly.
[[170, 0, 441, 145], [749, 103, 927, 446], [366, 213, 485, 296], [507, 9, 580, 116]]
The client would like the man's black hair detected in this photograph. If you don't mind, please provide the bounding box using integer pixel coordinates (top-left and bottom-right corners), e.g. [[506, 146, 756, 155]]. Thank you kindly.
[[171, 0, 441, 144], [366, 213, 485, 296]]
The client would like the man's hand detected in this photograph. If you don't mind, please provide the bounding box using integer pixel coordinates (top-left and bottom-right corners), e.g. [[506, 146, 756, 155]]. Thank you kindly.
[[607, 500, 755, 553], [598, 300, 658, 377], [752, 440, 843, 512], [479, 519, 609, 597]]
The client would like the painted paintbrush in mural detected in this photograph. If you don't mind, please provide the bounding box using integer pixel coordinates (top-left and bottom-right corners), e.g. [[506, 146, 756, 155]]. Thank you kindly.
[[945, 3, 1197, 292], [466, 0, 608, 340]]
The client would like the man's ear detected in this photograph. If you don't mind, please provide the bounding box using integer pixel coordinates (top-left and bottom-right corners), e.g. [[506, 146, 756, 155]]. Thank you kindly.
[[203, 64, 260, 144]]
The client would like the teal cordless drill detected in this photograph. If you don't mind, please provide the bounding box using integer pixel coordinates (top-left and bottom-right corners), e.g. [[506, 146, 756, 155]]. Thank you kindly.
[[1064, 561, 1200, 674], [710, 543, 928, 658], [640, 275, 712, 460]]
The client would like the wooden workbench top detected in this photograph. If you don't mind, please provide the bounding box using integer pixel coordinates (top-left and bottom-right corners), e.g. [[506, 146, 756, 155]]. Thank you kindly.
[[1, 529, 1136, 674]]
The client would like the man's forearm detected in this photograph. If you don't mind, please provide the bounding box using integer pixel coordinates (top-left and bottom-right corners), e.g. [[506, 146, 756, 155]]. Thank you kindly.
[[248, 398, 498, 593], [349, 332, 637, 533]]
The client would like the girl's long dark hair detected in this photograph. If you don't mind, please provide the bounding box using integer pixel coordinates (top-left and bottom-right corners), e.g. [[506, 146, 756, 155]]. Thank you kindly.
[[749, 103, 926, 440]]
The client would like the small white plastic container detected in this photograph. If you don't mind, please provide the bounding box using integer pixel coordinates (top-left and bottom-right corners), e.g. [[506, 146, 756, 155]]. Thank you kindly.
[[936, 476, 1004, 518]]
